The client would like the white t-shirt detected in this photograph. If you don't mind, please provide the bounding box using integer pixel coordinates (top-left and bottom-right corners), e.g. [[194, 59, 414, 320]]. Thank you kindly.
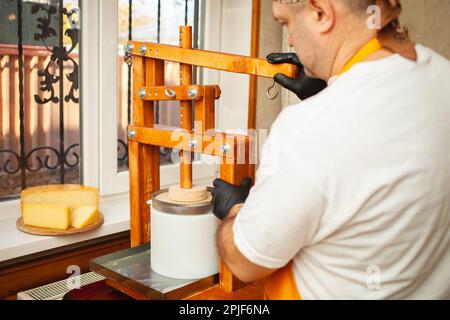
[[233, 45, 450, 299]]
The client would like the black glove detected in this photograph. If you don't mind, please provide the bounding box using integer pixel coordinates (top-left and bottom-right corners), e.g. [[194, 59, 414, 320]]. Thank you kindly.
[[266, 52, 327, 100], [211, 177, 252, 220]]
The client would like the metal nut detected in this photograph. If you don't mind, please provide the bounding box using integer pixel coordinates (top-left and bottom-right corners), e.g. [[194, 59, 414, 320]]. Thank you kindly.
[[128, 130, 136, 139], [126, 42, 134, 53], [220, 143, 231, 154], [139, 45, 147, 55], [188, 88, 197, 99], [164, 88, 176, 98], [138, 88, 146, 99]]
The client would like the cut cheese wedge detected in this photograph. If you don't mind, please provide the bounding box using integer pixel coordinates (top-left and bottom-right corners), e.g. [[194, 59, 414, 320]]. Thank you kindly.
[[21, 184, 99, 209], [22, 203, 71, 230], [71, 206, 100, 228]]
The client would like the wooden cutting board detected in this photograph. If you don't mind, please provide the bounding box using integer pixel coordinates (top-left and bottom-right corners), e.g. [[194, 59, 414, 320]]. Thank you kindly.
[[16, 213, 104, 236]]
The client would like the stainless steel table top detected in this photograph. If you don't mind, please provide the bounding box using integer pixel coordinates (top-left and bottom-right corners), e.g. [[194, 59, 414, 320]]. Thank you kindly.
[[90, 243, 218, 300]]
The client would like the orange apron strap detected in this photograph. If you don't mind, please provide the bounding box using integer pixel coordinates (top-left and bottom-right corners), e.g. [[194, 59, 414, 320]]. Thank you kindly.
[[338, 38, 383, 75], [265, 263, 302, 300]]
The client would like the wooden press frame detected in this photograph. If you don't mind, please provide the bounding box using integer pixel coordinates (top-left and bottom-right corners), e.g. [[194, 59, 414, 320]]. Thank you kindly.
[[127, 9, 297, 295]]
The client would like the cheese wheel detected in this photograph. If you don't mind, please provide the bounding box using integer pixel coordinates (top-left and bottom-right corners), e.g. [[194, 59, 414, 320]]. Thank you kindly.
[[20, 184, 100, 230]]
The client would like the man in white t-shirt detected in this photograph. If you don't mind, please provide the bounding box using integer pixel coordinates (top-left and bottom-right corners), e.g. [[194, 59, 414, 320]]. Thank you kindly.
[[211, 0, 450, 299]]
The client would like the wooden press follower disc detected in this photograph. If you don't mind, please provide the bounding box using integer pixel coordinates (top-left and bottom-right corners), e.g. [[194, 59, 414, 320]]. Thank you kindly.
[[168, 185, 208, 203]]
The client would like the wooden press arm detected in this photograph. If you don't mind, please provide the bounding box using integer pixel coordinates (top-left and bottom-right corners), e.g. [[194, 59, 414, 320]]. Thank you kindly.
[[128, 41, 298, 79]]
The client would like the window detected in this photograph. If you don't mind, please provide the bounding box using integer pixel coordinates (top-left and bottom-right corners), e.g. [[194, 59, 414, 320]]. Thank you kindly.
[[0, 0, 81, 202], [0, 0, 251, 206]]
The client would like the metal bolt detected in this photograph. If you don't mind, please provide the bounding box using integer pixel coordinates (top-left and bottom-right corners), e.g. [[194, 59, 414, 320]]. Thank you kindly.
[[188, 88, 197, 99], [220, 143, 231, 154], [126, 42, 134, 53], [165, 88, 176, 98], [138, 88, 146, 99], [189, 139, 198, 149], [139, 45, 147, 55], [128, 130, 136, 139]]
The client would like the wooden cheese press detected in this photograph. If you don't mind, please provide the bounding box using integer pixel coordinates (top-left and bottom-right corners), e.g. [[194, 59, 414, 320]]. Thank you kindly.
[[122, 26, 297, 299]]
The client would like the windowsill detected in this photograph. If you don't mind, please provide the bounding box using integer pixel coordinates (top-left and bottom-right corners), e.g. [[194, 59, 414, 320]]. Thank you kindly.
[[0, 195, 131, 263]]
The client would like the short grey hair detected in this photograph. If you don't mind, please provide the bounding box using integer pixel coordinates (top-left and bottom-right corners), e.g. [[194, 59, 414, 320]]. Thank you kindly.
[[273, 0, 375, 11], [273, 0, 305, 3], [347, 0, 376, 11]]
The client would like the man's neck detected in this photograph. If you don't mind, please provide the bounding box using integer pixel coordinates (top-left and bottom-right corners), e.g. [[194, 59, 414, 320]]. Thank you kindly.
[[328, 32, 394, 80]]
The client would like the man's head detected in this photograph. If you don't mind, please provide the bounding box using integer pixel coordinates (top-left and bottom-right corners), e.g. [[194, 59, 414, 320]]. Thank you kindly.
[[273, 0, 377, 80]]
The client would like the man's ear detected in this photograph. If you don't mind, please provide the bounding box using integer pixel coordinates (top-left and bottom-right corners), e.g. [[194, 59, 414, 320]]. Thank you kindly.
[[306, 0, 335, 34]]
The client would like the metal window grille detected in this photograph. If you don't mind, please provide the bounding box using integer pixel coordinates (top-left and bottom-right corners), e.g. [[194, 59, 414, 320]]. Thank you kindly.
[[0, 0, 80, 201]]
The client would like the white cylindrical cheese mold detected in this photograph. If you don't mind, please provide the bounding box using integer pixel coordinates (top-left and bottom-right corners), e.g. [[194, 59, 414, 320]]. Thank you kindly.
[[149, 189, 219, 280]]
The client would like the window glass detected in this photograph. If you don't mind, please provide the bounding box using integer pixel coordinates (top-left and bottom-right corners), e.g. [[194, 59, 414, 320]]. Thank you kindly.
[[117, 0, 197, 172]]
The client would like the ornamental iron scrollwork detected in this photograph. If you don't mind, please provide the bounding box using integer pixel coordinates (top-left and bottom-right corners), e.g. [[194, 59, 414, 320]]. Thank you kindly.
[[0, 144, 80, 175], [32, 3, 79, 105]]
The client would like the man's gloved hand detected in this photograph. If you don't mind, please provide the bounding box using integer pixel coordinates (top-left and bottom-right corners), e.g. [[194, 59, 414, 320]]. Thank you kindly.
[[266, 52, 327, 100], [211, 177, 252, 220]]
